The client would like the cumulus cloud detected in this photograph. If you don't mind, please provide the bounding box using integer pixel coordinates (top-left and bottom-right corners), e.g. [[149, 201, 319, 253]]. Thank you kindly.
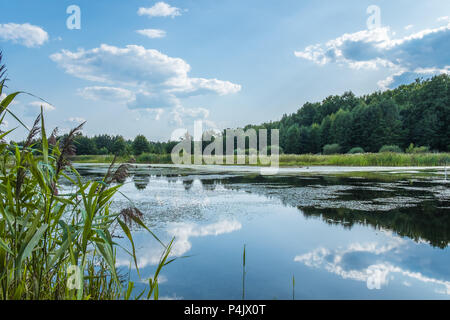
[[295, 238, 450, 294], [28, 101, 55, 111], [0, 119, 8, 129], [0, 23, 48, 47], [24, 101, 55, 117], [167, 220, 242, 257], [51, 44, 241, 111], [116, 220, 241, 269], [0, 93, 19, 106], [295, 22, 450, 89], [138, 2, 182, 18], [50, 44, 190, 85], [78, 86, 135, 102], [171, 106, 210, 126], [147, 108, 164, 121], [67, 117, 86, 124], [136, 29, 167, 39]]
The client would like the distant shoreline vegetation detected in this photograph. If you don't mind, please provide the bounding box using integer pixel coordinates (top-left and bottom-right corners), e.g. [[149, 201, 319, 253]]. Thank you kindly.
[[70, 152, 450, 167], [11, 74, 449, 165]]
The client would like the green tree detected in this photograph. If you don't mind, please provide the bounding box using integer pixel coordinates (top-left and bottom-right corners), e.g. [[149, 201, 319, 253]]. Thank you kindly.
[[132, 134, 151, 155], [285, 124, 301, 154], [74, 135, 98, 155], [111, 136, 128, 156]]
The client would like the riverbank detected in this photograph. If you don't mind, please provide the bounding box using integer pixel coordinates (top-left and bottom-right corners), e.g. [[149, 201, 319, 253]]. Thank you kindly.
[[70, 152, 450, 167]]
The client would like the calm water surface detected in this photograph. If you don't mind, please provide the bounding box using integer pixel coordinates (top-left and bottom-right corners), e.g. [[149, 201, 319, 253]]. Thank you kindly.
[[72, 164, 450, 300]]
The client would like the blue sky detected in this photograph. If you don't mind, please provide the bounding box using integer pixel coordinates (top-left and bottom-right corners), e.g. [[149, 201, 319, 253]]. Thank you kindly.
[[0, 0, 449, 141]]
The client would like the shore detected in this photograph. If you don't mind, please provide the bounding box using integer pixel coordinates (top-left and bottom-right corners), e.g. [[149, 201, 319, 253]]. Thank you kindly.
[[71, 152, 450, 167]]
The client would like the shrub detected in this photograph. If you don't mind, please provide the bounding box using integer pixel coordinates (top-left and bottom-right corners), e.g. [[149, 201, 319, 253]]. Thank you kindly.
[[98, 146, 109, 155], [347, 147, 365, 154], [261, 145, 284, 155], [406, 143, 430, 154], [379, 145, 403, 153], [137, 152, 172, 163], [323, 144, 342, 155]]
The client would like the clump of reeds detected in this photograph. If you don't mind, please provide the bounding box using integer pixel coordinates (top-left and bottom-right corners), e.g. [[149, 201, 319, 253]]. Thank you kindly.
[[0, 66, 173, 299]]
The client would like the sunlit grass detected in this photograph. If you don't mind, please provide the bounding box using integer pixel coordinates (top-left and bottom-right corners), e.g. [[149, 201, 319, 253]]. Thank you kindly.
[[71, 152, 450, 167]]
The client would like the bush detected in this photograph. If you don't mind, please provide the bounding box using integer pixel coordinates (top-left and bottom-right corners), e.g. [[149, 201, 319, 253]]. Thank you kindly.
[[323, 144, 342, 155], [261, 145, 284, 155], [406, 143, 430, 154], [347, 147, 365, 154], [98, 146, 109, 155], [136, 152, 172, 163], [379, 145, 403, 153]]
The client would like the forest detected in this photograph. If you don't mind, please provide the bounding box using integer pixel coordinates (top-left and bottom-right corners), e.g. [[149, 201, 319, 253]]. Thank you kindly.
[[244, 74, 450, 154], [12, 74, 450, 157]]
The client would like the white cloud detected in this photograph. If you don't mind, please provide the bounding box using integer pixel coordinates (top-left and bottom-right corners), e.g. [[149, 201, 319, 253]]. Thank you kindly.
[[171, 106, 210, 125], [167, 220, 242, 257], [28, 101, 55, 111], [24, 101, 55, 118], [128, 90, 180, 109], [116, 220, 241, 269], [67, 117, 86, 124], [51, 44, 191, 85], [51, 44, 241, 111], [0, 23, 48, 47], [134, 108, 165, 121], [0, 93, 20, 106], [78, 86, 135, 102], [136, 29, 167, 39], [0, 119, 8, 129], [295, 239, 450, 294], [404, 24, 414, 30], [150, 108, 164, 120], [437, 16, 449, 22], [169, 77, 242, 96], [138, 2, 182, 18], [295, 22, 450, 88]]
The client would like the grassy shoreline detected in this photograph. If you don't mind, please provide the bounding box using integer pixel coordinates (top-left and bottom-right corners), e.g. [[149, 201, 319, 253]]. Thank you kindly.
[[71, 152, 450, 167]]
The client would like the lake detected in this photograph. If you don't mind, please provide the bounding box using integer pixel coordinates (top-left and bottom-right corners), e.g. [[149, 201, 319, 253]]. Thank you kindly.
[[71, 164, 450, 300]]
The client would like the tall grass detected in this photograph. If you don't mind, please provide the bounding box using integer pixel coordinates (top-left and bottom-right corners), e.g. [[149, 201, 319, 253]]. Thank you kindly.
[[278, 153, 450, 167], [0, 80, 172, 299], [72, 152, 450, 167]]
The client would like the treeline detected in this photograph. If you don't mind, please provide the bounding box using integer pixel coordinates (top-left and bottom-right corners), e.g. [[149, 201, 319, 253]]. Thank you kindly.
[[71, 134, 179, 156], [14, 134, 178, 156], [12, 75, 449, 157], [244, 74, 450, 154]]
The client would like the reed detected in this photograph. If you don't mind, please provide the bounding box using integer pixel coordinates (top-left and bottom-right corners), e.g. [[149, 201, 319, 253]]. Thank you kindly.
[[72, 152, 450, 167], [0, 79, 171, 300]]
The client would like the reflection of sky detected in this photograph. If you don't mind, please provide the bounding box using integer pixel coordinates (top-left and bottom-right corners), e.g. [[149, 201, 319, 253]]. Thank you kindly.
[[70, 165, 450, 299], [295, 234, 450, 295], [116, 219, 242, 269]]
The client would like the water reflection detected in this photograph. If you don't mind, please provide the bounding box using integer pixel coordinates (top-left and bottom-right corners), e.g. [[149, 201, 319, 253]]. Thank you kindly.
[[301, 206, 450, 249], [213, 174, 450, 249], [72, 164, 450, 299], [133, 173, 150, 190], [116, 219, 242, 269], [294, 236, 450, 295]]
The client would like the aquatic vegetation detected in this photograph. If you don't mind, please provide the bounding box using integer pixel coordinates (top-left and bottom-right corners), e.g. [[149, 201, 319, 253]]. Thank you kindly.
[[0, 78, 171, 299], [72, 152, 450, 167]]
